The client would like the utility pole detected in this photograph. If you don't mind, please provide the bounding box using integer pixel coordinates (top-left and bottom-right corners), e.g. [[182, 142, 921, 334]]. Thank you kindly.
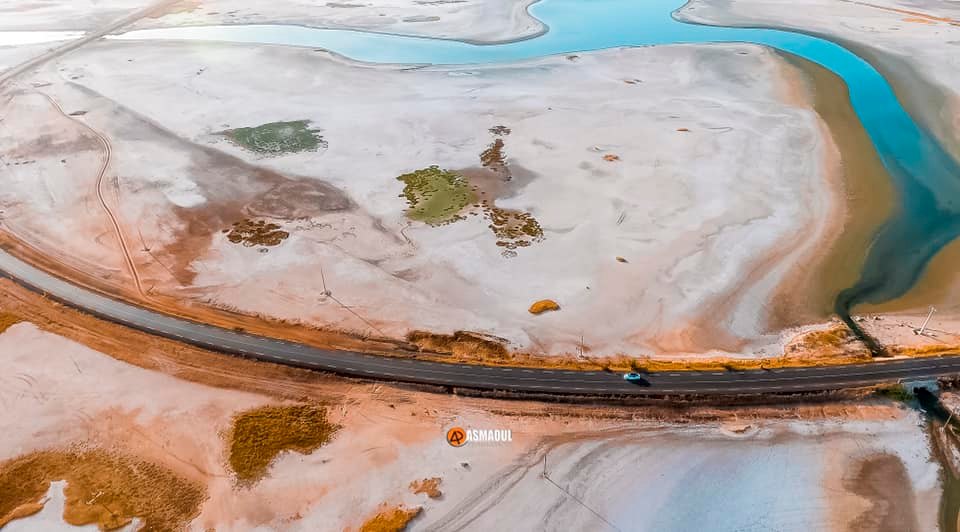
[[915, 306, 937, 335]]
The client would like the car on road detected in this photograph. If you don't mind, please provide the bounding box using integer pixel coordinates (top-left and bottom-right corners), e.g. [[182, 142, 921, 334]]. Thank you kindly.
[[623, 372, 648, 384]]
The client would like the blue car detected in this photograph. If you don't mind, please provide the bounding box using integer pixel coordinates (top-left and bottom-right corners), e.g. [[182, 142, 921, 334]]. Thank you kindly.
[[623, 372, 646, 383]]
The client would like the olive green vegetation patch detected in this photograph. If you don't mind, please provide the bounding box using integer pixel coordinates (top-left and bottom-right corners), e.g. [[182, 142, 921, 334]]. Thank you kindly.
[[396, 165, 476, 225], [225, 120, 327, 155], [228, 404, 339, 485]]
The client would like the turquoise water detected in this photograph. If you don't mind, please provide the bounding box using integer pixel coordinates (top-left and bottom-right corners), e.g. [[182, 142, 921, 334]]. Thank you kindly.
[[115, 0, 960, 317]]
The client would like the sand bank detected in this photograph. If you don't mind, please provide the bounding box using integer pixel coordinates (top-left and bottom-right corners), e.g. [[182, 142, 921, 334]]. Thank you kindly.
[[677, 0, 960, 161], [768, 52, 895, 327], [0, 39, 844, 357], [677, 0, 960, 318]]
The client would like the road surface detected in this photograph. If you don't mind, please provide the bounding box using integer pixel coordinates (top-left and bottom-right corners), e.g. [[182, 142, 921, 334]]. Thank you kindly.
[[1, 248, 958, 396]]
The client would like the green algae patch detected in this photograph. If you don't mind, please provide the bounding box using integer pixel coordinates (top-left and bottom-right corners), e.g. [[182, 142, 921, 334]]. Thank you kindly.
[[397, 166, 476, 225], [228, 404, 338, 485], [225, 120, 327, 155]]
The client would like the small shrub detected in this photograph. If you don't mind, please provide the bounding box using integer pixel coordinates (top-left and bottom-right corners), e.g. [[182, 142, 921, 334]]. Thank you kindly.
[[875, 383, 914, 402]]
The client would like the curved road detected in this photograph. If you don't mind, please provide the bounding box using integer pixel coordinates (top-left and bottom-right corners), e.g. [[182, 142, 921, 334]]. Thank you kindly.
[[2, 249, 960, 396]]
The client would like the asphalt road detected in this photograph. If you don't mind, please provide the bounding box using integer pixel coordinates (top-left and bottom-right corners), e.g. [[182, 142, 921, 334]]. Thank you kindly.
[[2, 248, 959, 396]]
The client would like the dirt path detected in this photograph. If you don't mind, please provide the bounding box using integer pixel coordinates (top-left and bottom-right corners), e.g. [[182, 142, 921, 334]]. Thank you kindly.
[[36, 92, 146, 298], [0, 0, 183, 88]]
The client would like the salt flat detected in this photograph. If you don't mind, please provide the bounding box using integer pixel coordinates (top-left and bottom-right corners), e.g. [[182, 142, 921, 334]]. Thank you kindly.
[[1, 0, 543, 44], [0, 42, 67, 75], [135, 0, 545, 43], [0, 0, 148, 31], [0, 39, 838, 357]]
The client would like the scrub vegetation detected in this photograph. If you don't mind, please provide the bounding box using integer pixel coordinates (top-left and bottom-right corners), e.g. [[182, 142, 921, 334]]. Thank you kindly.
[[480, 138, 508, 175], [227, 404, 339, 485], [785, 325, 866, 358], [0, 312, 21, 334], [225, 120, 327, 155], [405, 327, 879, 371], [487, 205, 544, 251], [407, 330, 510, 360], [397, 166, 476, 225], [875, 383, 914, 402], [0, 447, 205, 530], [891, 344, 958, 356], [398, 126, 543, 252], [224, 219, 290, 247], [359, 505, 422, 532], [397, 171, 542, 253]]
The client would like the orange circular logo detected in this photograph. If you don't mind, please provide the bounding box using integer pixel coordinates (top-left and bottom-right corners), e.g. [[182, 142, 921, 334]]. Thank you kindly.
[[446, 427, 467, 447]]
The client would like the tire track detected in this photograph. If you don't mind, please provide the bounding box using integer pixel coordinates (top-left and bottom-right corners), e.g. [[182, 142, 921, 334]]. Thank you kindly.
[[422, 428, 640, 531], [36, 92, 146, 298]]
